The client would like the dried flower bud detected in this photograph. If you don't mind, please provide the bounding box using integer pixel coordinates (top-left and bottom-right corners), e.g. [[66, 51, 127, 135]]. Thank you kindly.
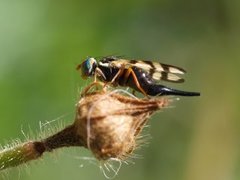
[[0, 89, 170, 172], [74, 90, 169, 160]]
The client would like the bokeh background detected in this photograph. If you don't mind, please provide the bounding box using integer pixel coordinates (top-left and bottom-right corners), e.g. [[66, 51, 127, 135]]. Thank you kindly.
[[0, 0, 239, 180]]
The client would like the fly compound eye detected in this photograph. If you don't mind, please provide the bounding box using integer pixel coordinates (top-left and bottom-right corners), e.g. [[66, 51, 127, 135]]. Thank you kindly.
[[80, 57, 97, 78]]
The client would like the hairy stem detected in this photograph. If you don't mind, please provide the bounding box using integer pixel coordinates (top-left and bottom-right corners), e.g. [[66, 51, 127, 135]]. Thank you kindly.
[[0, 141, 44, 171], [42, 124, 84, 152], [0, 124, 84, 171]]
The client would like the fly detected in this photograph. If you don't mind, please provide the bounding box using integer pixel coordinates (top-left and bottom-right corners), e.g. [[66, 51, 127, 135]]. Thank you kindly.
[[77, 56, 200, 97]]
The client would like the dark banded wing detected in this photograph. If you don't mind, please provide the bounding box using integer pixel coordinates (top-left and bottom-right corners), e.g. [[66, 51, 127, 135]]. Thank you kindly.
[[104, 58, 186, 83]]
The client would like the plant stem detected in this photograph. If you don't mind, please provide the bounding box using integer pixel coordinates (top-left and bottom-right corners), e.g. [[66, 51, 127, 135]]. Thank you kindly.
[[0, 124, 84, 171], [0, 141, 44, 171]]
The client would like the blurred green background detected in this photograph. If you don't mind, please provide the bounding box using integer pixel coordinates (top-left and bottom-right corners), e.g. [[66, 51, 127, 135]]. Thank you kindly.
[[0, 0, 239, 180]]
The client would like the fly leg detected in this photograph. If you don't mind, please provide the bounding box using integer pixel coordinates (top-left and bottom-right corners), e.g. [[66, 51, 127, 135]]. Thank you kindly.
[[81, 69, 105, 96], [123, 68, 149, 98], [81, 81, 105, 97], [110, 65, 125, 83], [103, 65, 125, 89]]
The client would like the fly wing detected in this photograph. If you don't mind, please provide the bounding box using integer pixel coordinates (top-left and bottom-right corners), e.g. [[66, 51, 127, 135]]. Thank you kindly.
[[151, 71, 185, 83], [108, 58, 186, 83]]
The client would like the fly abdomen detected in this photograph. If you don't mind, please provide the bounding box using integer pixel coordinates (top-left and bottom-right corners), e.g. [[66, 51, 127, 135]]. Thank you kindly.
[[145, 84, 200, 96], [126, 67, 200, 97]]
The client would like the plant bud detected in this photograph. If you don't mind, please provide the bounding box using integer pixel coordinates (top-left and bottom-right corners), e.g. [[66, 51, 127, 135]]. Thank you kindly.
[[74, 90, 169, 160], [0, 89, 170, 172]]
